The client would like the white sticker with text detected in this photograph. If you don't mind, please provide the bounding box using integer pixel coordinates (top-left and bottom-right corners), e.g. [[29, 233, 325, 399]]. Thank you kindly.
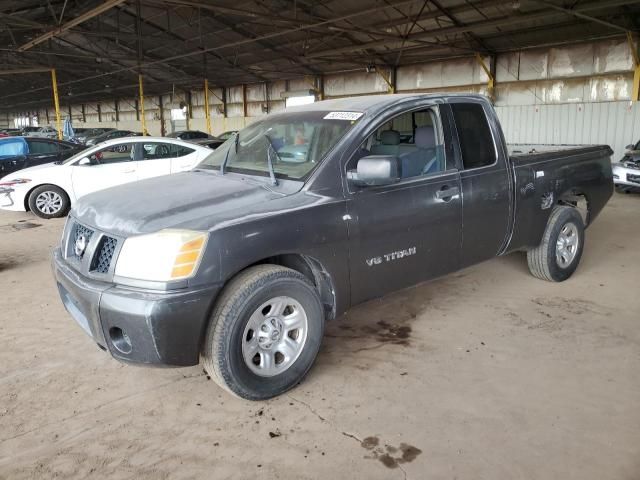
[[323, 111, 363, 121]]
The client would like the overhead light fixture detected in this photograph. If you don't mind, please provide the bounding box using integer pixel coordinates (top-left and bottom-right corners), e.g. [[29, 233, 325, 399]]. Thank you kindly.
[[366, 65, 377, 73]]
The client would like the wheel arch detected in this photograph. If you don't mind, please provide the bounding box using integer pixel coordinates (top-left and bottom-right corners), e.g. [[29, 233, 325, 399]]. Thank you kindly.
[[23, 183, 70, 212], [557, 189, 590, 227], [228, 253, 337, 321]]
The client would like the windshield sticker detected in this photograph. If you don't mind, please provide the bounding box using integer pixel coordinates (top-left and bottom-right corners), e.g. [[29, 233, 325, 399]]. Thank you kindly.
[[323, 111, 363, 121]]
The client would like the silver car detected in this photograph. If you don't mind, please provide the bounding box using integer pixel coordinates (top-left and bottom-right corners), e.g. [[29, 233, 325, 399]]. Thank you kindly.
[[612, 141, 640, 192]]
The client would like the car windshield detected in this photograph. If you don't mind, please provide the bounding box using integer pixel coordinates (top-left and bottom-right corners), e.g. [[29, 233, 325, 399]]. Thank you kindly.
[[199, 111, 360, 181]]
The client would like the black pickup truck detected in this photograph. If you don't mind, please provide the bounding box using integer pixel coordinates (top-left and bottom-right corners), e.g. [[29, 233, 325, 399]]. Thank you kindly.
[[52, 94, 613, 400]]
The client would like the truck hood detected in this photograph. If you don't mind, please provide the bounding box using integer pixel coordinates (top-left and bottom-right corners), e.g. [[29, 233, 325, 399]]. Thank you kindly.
[[72, 170, 302, 236]]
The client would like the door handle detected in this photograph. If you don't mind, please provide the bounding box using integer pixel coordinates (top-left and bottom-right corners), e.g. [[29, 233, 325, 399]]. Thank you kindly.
[[122, 169, 135, 174], [435, 185, 460, 201]]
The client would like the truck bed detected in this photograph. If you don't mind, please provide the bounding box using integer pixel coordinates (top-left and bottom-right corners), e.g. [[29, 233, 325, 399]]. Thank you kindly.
[[505, 144, 613, 253]]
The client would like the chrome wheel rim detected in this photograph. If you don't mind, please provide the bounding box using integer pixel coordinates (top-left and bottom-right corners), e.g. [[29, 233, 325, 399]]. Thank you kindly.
[[556, 222, 579, 268], [241, 296, 308, 377], [35, 191, 63, 215]]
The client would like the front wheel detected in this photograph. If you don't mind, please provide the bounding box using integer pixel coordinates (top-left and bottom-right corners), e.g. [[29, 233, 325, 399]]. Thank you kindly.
[[28, 185, 70, 219], [201, 265, 325, 400], [527, 206, 585, 282]]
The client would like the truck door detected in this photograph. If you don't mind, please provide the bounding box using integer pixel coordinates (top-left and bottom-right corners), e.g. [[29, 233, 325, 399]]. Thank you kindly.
[[448, 101, 512, 268], [345, 105, 462, 305]]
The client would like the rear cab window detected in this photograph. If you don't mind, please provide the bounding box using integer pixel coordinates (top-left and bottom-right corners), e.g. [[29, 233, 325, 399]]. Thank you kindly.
[[450, 103, 496, 169]]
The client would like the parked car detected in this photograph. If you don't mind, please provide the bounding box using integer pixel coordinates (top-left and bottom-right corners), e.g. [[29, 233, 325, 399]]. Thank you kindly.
[[1, 128, 22, 136], [21, 126, 59, 138], [85, 130, 139, 146], [167, 130, 213, 141], [0, 137, 211, 218], [0, 137, 84, 179], [217, 130, 238, 141], [76, 128, 116, 144], [612, 140, 640, 192], [189, 137, 224, 150], [50, 94, 613, 400]]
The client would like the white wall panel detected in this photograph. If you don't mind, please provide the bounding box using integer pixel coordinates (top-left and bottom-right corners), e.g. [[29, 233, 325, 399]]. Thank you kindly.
[[496, 101, 640, 160]]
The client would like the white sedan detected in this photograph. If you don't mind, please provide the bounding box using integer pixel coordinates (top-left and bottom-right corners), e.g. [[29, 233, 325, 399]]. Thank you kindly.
[[0, 136, 213, 219]]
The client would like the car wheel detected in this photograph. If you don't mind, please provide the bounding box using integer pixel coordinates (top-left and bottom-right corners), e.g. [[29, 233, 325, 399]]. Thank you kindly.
[[201, 265, 325, 400], [527, 206, 585, 282], [28, 185, 70, 219]]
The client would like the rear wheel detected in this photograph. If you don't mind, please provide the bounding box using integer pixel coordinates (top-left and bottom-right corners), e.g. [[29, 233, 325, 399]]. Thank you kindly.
[[527, 206, 585, 282], [201, 265, 324, 400], [28, 185, 70, 219]]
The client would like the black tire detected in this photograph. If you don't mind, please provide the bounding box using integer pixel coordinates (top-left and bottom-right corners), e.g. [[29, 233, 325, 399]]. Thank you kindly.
[[201, 265, 325, 400], [527, 206, 585, 282], [27, 184, 71, 219]]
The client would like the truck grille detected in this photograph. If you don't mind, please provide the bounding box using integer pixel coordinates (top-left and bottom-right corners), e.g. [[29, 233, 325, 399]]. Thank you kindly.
[[66, 220, 120, 276], [72, 224, 94, 259], [91, 236, 117, 273], [628, 174, 640, 185]]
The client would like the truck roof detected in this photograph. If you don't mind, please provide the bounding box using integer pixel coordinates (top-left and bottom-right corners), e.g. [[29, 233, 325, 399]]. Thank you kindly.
[[285, 93, 489, 114]]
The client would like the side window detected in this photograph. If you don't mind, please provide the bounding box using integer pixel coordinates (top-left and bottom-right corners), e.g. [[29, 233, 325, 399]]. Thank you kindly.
[[348, 107, 447, 180], [140, 143, 195, 159], [140, 142, 171, 160], [450, 103, 496, 169], [192, 131, 207, 139], [86, 143, 135, 165], [167, 144, 195, 157], [26, 140, 59, 154]]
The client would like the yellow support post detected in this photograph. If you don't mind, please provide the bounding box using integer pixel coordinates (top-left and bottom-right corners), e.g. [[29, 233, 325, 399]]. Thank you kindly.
[[475, 53, 495, 101], [50, 69, 62, 140], [204, 78, 212, 135], [138, 74, 147, 135], [627, 32, 640, 102], [377, 68, 395, 93]]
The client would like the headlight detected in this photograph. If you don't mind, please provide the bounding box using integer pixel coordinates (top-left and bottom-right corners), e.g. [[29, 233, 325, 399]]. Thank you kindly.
[[115, 229, 208, 282]]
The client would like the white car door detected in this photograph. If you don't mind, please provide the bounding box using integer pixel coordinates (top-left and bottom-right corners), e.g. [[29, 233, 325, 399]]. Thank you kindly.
[[168, 143, 201, 173], [136, 141, 173, 180], [71, 142, 138, 200]]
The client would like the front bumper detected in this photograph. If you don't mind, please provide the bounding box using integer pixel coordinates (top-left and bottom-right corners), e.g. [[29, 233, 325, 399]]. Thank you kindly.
[[612, 164, 640, 189], [52, 248, 221, 366]]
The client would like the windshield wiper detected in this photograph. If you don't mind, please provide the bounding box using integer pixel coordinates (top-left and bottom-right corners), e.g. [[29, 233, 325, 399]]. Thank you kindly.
[[264, 134, 280, 186], [219, 132, 239, 175]]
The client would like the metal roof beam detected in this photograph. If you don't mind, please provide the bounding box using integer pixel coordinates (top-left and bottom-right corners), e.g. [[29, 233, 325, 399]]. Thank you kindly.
[[17, 0, 127, 51]]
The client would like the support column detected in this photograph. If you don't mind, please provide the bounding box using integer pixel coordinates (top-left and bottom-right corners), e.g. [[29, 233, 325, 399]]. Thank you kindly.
[[475, 53, 495, 102], [50, 69, 62, 139], [159, 95, 165, 136], [204, 78, 212, 134], [138, 74, 147, 135], [377, 67, 395, 93], [628, 32, 640, 102], [242, 84, 248, 118]]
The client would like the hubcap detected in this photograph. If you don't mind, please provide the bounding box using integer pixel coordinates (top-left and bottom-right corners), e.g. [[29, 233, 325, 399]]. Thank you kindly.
[[241, 296, 308, 377], [556, 222, 579, 268], [35, 191, 63, 215]]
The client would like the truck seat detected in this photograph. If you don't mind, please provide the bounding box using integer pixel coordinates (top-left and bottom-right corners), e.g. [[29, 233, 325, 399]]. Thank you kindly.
[[371, 130, 400, 155], [399, 126, 438, 178]]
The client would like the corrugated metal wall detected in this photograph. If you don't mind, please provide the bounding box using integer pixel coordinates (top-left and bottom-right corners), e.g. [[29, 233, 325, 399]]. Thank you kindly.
[[12, 37, 640, 156], [495, 101, 640, 160]]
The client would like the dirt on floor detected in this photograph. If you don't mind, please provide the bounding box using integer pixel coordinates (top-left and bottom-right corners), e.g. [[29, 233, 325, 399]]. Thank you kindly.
[[0, 193, 639, 480]]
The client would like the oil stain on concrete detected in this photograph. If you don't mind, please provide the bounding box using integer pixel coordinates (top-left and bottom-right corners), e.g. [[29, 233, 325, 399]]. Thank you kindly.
[[360, 435, 422, 469]]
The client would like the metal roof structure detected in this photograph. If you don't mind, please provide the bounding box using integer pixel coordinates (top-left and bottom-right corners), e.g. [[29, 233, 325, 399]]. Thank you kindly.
[[1, 0, 639, 111]]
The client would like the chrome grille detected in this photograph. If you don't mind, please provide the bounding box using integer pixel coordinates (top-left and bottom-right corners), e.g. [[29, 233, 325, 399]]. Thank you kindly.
[[91, 236, 117, 274]]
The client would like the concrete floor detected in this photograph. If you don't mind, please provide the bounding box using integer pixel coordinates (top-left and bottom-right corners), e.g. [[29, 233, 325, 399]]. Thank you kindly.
[[0, 193, 639, 480]]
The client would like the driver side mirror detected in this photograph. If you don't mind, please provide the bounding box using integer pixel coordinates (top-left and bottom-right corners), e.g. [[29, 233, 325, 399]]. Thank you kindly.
[[77, 157, 91, 166], [626, 144, 635, 150], [348, 155, 400, 187]]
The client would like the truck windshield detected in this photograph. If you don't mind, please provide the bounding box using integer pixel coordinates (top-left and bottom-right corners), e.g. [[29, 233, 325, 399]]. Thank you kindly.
[[199, 111, 361, 180]]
